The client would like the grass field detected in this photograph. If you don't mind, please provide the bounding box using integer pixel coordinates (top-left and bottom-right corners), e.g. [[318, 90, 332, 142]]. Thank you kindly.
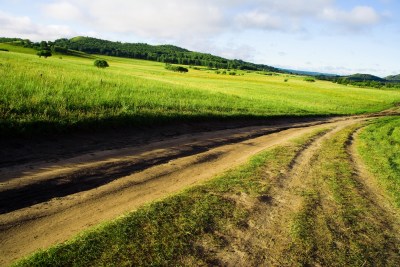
[[1, 45, 400, 136], [357, 117, 400, 207]]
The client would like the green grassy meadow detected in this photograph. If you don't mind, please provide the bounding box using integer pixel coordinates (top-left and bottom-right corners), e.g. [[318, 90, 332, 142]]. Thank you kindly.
[[1, 45, 400, 136], [357, 117, 400, 207]]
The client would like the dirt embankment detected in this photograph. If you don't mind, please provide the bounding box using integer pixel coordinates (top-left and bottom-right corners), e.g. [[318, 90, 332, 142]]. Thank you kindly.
[[0, 109, 398, 266]]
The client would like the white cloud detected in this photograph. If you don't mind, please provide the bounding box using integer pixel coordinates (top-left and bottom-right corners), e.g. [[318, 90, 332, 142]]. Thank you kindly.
[[42, 1, 83, 21], [0, 11, 76, 41], [321, 6, 381, 29], [34, 0, 385, 40], [258, 0, 334, 16], [43, 0, 226, 39], [235, 10, 282, 30], [212, 43, 256, 61]]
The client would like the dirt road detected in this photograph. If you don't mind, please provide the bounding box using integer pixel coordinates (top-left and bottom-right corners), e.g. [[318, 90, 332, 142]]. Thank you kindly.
[[0, 111, 397, 266]]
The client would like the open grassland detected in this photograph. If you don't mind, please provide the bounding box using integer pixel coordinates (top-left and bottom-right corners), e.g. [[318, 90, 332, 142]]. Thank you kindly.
[[1, 48, 400, 136], [14, 124, 400, 266], [357, 117, 400, 207]]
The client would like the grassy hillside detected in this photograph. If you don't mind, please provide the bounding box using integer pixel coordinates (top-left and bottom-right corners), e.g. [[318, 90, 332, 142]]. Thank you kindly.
[[0, 43, 38, 55], [1, 48, 400, 136], [1, 36, 279, 71]]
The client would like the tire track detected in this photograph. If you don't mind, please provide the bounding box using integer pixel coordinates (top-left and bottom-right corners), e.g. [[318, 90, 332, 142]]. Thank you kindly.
[[214, 118, 400, 266], [202, 120, 361, 266]]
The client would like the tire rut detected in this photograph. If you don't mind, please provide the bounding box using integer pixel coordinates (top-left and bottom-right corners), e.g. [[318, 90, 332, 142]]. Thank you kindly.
[[347, 129, 400, 231], [219, 118, 400, 266], [214, 123, 351, 266], [0, 124, 325, 214], [246, 124, 348, 265]]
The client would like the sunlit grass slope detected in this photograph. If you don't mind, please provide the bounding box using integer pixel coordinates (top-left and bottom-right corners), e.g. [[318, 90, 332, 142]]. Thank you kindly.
[[1, 48, 400, 135]]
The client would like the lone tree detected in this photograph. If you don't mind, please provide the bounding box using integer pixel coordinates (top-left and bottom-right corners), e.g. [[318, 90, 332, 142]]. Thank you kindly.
[[37, 50, 52, 58], [94, 59, 109, 68]]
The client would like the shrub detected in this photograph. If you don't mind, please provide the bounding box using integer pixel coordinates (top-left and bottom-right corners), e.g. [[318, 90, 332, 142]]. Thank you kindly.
[[165, 64, 188, 73], [304, 77, 316, 82], [94, 59, 109, 68], [37, 50, 52, 58]]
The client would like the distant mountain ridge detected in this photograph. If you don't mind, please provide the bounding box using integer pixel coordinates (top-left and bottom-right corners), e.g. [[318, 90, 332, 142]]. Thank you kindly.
[[385, 74, 400, 81], [344, 73, 386, 82], [280, 68, 338, 77]]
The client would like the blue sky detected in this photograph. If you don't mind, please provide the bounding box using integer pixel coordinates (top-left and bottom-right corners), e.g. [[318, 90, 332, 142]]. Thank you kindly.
[[1, 0, 399, 77]]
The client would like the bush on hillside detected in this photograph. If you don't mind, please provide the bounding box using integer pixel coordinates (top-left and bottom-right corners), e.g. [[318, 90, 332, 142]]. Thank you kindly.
[[37, 50, 52, 58], [94, 59, 109, 68], [165, 64, 188, 73]]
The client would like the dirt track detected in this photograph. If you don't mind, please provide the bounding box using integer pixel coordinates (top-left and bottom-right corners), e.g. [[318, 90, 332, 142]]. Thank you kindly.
[[0, 111, 398, 266]]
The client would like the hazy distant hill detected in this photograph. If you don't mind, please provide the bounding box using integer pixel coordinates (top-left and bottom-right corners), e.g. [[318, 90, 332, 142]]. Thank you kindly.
[[344, 73, 385, 82], [385, 74, 400, 82], [280, 68, 337, 77]]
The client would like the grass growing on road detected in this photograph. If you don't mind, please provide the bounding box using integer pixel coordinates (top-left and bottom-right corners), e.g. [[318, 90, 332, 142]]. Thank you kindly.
[[2, 48, 400, 136], [357, 116, 400, 207], [288, 124, 400, 266]]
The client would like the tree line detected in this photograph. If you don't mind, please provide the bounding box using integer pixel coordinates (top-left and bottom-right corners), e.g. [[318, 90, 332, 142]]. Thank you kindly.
[[50, 37, 279, 71], [316, 75, 400, 89]]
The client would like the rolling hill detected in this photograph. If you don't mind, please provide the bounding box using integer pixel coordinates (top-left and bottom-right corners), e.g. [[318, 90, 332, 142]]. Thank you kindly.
[[344, 73, 386, 82], [2, 36, 400, 84]]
